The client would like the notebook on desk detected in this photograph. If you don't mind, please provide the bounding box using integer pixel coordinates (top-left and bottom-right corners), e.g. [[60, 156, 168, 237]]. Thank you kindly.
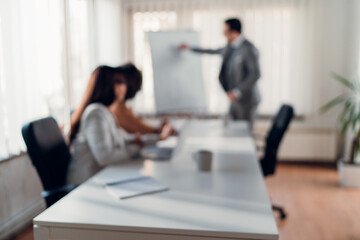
[[94, 168, 147, 185], [106, 177, 169, 199], [95, 167, 169, 199]]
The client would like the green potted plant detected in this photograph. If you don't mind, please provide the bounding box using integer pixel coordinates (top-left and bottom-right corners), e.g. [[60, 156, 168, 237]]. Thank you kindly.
[[321, 73, 360, 187]]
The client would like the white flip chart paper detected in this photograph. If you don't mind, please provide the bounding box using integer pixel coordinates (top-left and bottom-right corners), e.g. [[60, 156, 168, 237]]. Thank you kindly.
[[147, 31, 206, 113]]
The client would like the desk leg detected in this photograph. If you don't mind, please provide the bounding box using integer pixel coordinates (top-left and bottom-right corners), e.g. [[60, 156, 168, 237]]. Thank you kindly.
[[34, 225, 49, 240]]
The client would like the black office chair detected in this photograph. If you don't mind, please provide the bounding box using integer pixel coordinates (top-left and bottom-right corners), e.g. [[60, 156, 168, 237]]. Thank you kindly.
[[260, 104, 294, 220], [22, 117, 76, 207]]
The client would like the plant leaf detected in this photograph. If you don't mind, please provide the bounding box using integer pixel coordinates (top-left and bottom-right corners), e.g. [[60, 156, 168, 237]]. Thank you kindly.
[[341, 103, 354, 134], [355, 76, 360, 92], [332, 72, 356, 92], [342, 116, 352, 134], [351, 105, 359, 132], [353, 104, 360, 132], [339, 101, 352, 122], [320, 94, 350, 113]]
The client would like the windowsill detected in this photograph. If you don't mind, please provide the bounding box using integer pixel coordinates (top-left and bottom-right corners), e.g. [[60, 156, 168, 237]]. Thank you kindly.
[[0, 151, 28, 164], [138, 112, 306, 120], [0, 114, 309, 164]]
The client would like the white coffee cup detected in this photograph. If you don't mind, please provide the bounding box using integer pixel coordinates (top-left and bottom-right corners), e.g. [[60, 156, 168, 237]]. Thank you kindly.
[[193, 150, 213, 171], [223, 114, 230, 128]]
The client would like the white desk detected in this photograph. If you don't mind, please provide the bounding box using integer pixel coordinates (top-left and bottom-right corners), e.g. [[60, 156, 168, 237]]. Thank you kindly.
[[34, 120, 278, 240]]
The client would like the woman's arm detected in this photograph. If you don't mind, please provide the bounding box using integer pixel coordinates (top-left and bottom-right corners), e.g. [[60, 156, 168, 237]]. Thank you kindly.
[[113, 104, 159, 134], [112, 104, 177, 139]]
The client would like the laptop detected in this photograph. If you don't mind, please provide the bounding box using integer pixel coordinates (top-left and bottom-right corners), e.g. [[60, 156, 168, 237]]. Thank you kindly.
[[141, 145, 174, 160]]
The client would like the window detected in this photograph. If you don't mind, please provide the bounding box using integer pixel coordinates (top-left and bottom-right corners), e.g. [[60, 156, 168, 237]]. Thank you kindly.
[[0, 0, 357, 158], [0, 0, 65, 156], [0, 0, 124, 158], [124, 0, 354, 117], [68, 0, 93, 109]]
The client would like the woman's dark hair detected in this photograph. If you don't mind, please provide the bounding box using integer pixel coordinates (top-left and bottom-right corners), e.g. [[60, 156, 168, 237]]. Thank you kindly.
[[225, 18, 242, 33], [70, 63, 142, 142], [88, 65, 118, 106], [116, 63, 142, 100], [69, 65, 117, 142], [88, 63, 142, 105]]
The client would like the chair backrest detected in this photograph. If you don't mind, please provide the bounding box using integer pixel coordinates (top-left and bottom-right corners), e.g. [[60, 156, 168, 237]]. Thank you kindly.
[[261, 104, 294, 176], [22, 117, 71, 190]]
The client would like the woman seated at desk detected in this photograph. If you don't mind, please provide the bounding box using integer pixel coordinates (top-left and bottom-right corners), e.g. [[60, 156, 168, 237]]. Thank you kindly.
[[67, 64, 151, 185], [70, 64, 176, 143]]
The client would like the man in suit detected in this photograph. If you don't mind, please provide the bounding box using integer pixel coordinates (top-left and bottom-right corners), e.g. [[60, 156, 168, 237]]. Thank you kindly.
[[179, 18, 261, 127]]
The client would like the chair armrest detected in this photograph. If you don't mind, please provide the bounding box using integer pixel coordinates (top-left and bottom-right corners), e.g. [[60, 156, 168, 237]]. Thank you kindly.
[[253, 132, 266, 140], [41, 184, 77, 198], [255, 136, 265, 149], [256, 144, 265, 151]]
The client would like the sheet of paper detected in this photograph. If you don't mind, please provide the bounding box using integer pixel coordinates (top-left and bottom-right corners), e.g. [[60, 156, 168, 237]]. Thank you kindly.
[[157, 136, 178, 148], [94, 168, 147, 186], [106, 177, 169, 199], [170, 119, 188, 132]]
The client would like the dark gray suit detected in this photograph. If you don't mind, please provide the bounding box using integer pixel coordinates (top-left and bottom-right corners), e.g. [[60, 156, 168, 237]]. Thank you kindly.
[[192, 38, 261, 126]]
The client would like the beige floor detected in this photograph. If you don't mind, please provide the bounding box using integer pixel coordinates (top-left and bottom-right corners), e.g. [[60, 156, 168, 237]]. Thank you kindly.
[[267, 163, 360, 240], [12, 163, 360, 240]]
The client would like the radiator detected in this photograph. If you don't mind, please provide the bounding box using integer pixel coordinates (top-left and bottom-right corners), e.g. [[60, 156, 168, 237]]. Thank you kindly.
[[0, 154, 45, 239], [254, 119, 342, 162]]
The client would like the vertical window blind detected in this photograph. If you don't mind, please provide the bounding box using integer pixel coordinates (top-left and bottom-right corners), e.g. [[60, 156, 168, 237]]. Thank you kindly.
[[0, 0, 65, 157], [0, 0, 123, 157]]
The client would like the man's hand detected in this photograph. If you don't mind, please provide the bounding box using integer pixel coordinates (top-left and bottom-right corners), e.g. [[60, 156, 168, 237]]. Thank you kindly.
[[227, 91, 237, 102], [178, 43, 190, 50]]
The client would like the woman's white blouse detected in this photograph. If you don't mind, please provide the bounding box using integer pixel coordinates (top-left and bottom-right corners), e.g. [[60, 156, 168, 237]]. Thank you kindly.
[[67, 103, 140, 185]]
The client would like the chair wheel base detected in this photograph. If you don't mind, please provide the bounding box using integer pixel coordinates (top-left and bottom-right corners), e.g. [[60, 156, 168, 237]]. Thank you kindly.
[[279, 211, 287, 220]]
